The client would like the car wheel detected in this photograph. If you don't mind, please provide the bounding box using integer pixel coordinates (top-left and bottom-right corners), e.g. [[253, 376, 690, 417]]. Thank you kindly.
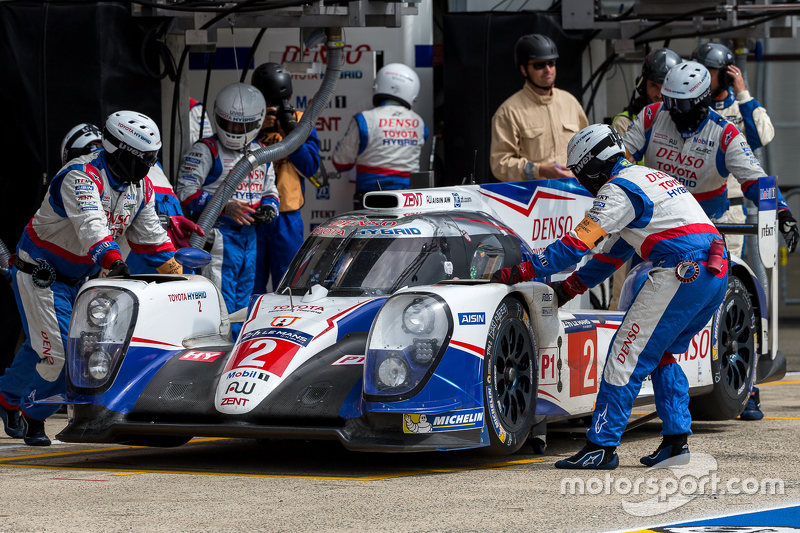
[[690, 275, 756, 420], [482, 296, 537, 455]]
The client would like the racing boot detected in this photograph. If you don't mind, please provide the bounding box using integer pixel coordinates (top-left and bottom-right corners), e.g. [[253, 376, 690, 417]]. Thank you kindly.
[[0, 405, 23, 439], [555, 440, 618, 470], [21, 415, 51, 446], [740, 387, 764, 421], [640, 433, 689, 467]]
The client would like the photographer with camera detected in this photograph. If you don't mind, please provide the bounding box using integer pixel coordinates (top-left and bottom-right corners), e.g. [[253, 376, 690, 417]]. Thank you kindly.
[[250, 63, 320, 293]]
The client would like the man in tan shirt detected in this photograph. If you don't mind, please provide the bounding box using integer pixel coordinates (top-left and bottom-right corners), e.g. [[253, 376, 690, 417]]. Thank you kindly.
[[490, 34, 588, 181]]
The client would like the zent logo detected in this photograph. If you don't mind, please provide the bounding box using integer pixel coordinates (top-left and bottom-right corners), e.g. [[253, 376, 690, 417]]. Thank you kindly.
[[403, 192, 423, 207]]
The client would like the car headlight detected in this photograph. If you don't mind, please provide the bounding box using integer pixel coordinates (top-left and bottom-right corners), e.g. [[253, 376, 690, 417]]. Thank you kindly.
[[87, 294, 117, 327], [364, 293, 452, 401], [67, 286, 138, 393]]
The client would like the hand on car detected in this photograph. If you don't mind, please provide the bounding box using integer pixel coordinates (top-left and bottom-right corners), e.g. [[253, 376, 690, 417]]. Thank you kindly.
[[168, 215, 205, 249], [490, 261, 535, 284]]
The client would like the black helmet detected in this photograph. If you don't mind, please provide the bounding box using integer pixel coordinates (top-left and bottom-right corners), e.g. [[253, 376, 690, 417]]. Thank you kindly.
[[692, 42, 734, 69], [251, 62, 293, 104], [514, 34, 558, 68], [636, 48, 682, 96]]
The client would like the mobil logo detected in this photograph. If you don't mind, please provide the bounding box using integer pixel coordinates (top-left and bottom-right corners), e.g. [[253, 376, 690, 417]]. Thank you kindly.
[[459, 312, 485, 325], [403, 192, 423, 207]]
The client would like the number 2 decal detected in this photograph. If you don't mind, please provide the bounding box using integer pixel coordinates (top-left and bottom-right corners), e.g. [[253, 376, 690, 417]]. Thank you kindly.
[[239, 339, 278, 368], [198, 300, 202, 312], [568, 330, 598, 397]]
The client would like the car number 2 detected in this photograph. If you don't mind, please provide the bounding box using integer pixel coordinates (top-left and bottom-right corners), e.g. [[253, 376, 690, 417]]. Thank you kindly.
[[238, 339, 278, 368]]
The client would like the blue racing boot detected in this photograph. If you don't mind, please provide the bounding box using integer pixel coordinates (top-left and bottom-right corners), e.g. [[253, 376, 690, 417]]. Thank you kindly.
[[740, 387, 764, 421], [1, 405, 23, 439], [555, 440, 618, 470], [21, 415, 51, 446], [640, 434, 689, 467]]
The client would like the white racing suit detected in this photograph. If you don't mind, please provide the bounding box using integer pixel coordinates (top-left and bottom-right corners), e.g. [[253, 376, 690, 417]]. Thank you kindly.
[[332, 102, 428, 193], [713, 89, 775, 255], [176, 136, 278, 332], [623, 103, 790, 256], [523, 159, 728, 447], [0, 151, 175, 421]]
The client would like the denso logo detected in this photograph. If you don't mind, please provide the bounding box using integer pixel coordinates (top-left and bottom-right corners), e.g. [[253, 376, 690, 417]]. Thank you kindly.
[[616, 322, 640, 364], [459, 312, 486, 325], [403, 192, 423, 207]]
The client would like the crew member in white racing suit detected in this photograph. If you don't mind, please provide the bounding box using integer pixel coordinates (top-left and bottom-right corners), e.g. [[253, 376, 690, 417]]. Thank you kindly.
[[492, 124, 728, 469], [0, 111, 180, 446], [60, 123, 204, 271], [332, 63, 428, 208], [692, 42, 775, 258], [177, 83, 278, 336], [623, 61, 799, 255]]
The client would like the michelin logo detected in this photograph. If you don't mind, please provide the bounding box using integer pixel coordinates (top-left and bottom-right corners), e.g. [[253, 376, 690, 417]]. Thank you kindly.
[[402, 408, 484, 433]]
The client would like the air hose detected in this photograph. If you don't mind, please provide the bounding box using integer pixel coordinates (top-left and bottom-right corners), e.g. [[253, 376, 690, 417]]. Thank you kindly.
[[190, 27, 344, 249]]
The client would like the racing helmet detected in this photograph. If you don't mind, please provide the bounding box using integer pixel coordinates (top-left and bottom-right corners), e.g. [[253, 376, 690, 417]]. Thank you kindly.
[[566, 124, 625, 196], [692, 42, 735, 94], [514, 34, 558, 68], [61, 122, 102, 165], [102, 111, 161, 184], [251, 62, 293, 104], [661, 61, 712, 132], [373, 63, 420, 109], [213, 82, 267, 150], [635, 48, 682, 96]]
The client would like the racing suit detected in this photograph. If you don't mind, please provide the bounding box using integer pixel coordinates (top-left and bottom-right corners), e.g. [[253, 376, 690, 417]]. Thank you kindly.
[[0, 151, 176, 421], [712, 88, 775, 256], [176, 136, 278, 330], [253, 113, 320, 293], [189, 98, 214, 144], [507, 159, 728, 446], [623, 102, 791, 255], [332, 102, 428, 194], [490, 83, 588, 181], [123, 163, 183, 274]]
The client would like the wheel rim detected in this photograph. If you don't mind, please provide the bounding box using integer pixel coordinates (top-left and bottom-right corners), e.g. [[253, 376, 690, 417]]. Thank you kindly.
[[719, 294, 755, 398], [491, 319, 534, 431]]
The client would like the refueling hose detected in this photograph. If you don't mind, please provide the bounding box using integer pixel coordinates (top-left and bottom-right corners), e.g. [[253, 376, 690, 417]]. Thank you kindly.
[[189, 27, 345, 249]]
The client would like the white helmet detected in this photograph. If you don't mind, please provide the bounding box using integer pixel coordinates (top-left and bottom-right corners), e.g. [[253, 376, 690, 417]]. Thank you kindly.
[[373, 63, 420, 109], [660, 61, 711, 113], [61, 122, 102, 165], [102, 111, 162, 184], [213, 83, 266, 150], [566, 124, 625, 196]]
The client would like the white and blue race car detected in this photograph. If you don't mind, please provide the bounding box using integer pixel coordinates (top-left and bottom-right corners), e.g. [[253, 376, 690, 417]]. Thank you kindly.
[[55, 179, 784, 454]]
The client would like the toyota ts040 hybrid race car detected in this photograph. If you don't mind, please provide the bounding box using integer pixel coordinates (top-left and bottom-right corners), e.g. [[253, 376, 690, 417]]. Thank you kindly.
[[52, 178, 786, 454]]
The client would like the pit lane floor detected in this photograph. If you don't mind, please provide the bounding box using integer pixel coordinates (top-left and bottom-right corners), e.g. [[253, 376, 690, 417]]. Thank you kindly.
[[1, 373, 799, 533]]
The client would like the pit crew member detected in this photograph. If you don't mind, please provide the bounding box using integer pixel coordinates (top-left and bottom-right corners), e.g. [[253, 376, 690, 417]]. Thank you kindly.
[[251, 62, 320, 292], [176, 82, 278, 334], [60, 123, 204, 267], [623, 61, 798, 256], [490, 34, 588, 181], [332, 63, 428, 208], [492, 124, 728, 469], [0, 111, 180, 446]]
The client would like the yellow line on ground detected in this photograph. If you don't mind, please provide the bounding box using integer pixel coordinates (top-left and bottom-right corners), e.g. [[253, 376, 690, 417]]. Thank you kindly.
[[0, 457, 545, 481], [761, 379, 800, 386], [763, 416, 800, 420]]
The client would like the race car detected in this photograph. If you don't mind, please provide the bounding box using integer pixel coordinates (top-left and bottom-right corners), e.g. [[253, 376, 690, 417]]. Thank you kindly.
[[54, 178, 785, 454]]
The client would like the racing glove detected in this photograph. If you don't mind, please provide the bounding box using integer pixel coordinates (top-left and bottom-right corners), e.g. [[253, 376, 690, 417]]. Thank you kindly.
[[251, 204, 278, 226], [547, 273, 588, 308], [490, 261, 535, 284], [107, 260, 131, 278], [778, 210, 799, 253], [168, 215, 205, 249]]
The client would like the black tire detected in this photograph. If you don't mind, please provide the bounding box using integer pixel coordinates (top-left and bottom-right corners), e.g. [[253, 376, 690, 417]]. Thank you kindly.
[[690, 276, 757, 420], [482, 296, 537, 454]]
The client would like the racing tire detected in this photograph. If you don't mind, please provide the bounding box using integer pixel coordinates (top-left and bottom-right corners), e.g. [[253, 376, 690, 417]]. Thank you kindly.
[[482, 296, 537, 455], [690, 275, 757, 421]]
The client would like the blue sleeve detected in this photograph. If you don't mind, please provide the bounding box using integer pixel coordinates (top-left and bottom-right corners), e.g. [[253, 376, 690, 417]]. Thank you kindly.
[[738, 99, 763, 150], [527, 236, 593, 279], [355, 113, 369, 155], [575, 239, 636, 289], [288, 126, 320, 178]]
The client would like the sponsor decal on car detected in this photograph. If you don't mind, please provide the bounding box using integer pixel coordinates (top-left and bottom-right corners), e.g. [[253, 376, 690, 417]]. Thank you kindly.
[[270, 316, 300, 327], [458, 312, 485, 325], [270, 305, 323, 314], [486, 385, 507, 443], [402, 407, 484, 433], [179, 350, 225, 362], [331, 355, 365, 365]]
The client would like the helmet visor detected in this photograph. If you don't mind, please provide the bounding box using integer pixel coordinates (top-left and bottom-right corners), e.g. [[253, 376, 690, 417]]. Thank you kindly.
[[216, 115, 261, 135], [662, 95, 695, 114]]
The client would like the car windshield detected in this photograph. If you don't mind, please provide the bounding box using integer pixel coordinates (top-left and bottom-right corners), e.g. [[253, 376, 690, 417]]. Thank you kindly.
[[278, 215, 466, 297]]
